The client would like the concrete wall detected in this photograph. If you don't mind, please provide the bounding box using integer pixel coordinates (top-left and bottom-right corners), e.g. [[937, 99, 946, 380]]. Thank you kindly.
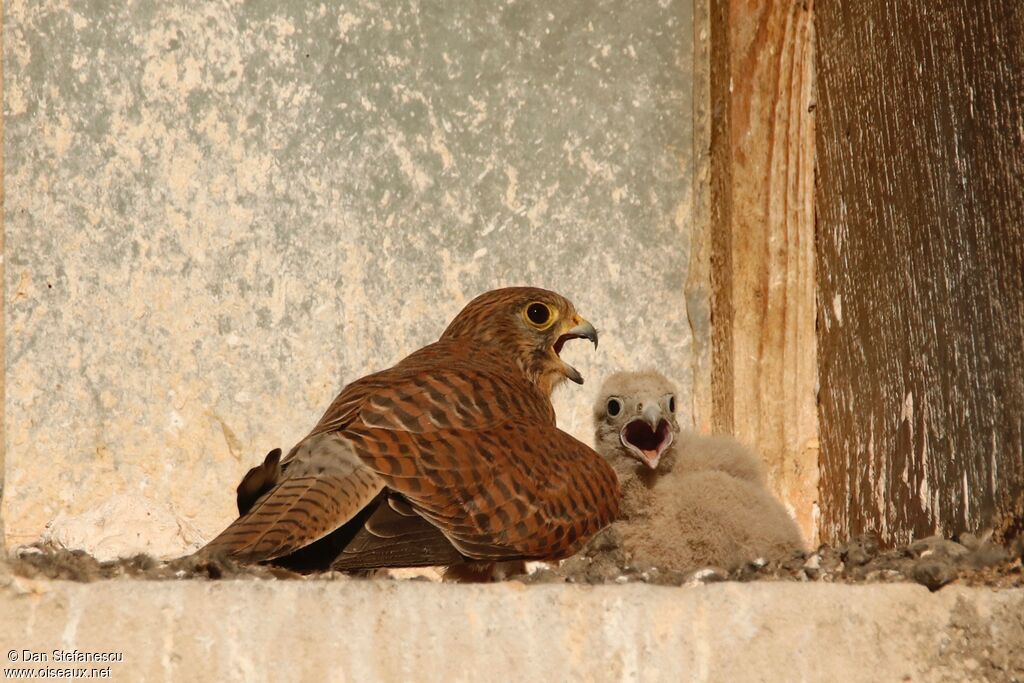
[[3, 0, 696, 554], [3, 577, 1021, 682]]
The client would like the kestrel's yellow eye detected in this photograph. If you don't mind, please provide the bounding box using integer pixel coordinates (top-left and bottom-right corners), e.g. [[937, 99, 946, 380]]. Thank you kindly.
[[524, 301, 556, 329]]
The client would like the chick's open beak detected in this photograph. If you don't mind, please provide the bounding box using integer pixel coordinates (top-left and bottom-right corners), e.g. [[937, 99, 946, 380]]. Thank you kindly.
[[620, 404, 674, 469], [554, 318, 599, 384], [640, 404, 663, 432]]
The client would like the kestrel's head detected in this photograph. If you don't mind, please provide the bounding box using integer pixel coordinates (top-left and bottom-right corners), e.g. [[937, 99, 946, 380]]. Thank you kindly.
[[593, 370, 680, 470], [441, 286, 599, 395]]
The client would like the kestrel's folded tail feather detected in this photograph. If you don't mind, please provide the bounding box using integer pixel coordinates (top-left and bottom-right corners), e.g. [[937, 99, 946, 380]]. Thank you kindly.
[[200, 433, 385, 562], [328, 492, 465, 570], [236, 448, 283, 516]]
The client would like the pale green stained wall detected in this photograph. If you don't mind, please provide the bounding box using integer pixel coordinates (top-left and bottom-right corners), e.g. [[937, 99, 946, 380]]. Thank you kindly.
[[3, 0, 695, 554]]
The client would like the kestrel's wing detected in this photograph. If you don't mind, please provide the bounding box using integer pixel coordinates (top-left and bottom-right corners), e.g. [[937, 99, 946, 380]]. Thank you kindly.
[[337, 365, 620, 561], [199, 357, 439, 562], [202, 431, 385, 561], [204, 346, 618, 566], [200, 354, 502, 563]]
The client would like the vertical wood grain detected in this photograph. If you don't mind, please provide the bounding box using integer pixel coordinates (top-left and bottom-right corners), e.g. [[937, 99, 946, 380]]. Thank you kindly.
[[816, 1, 1024, 544], [709, 0, 735, 438], [710, 0, 819, 544]]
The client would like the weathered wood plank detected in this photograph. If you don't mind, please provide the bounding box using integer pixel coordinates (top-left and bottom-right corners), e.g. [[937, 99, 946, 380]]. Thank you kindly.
[[816, 1, 1024, 544], [709, 0, 735, 440], [710, 0, 819, 544]]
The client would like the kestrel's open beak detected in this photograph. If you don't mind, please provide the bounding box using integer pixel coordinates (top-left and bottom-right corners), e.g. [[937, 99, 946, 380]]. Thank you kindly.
[[553, 318, 599, 385], [620, 404, 674, 469]]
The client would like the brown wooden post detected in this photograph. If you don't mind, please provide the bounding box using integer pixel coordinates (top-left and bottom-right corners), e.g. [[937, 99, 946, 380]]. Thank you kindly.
[[709, 0, 819, 544], [816, 2, 1024, 545]]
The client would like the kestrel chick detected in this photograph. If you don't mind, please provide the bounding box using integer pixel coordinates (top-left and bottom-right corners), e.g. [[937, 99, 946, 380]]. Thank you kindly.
[[201, 287, 620, 574], [594, 370, 804, 571], [595, 370, 679, 467]]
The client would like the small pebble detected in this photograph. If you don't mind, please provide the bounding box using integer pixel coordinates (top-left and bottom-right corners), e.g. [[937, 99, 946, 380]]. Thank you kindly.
[[912, 559, 957, 591], [846, 547, 870, 566]]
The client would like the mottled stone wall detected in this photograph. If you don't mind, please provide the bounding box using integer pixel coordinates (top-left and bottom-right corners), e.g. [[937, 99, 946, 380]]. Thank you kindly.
[[3, 0, 695, 554]]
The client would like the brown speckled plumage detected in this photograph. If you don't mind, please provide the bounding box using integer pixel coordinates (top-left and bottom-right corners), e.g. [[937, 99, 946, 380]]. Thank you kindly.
[[201, 287, 619, 570]]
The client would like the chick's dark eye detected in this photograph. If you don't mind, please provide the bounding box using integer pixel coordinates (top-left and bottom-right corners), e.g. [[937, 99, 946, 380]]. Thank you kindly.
[[606, 398, 622, 417], [527, 302, 550, 326], [668, 396, 676, 413]]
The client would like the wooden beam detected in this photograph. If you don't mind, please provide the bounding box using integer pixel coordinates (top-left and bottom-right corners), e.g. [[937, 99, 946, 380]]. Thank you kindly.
[[710, 0, 819, 545], [816, 1, 1024, 545]]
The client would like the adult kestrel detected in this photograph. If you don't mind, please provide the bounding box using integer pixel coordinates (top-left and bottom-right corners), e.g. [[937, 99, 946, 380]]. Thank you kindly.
[[202, 287, 620, 572], [594, 370, 804, 570]]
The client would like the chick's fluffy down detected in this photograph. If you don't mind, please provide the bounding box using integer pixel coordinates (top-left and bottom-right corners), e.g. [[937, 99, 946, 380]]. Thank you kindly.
[[623, 435, 804, 570], [594, 370, 804, 571]]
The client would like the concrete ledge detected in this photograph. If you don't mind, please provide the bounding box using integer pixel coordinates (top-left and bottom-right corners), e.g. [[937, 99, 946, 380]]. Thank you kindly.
[[2, 578, 1022, 682]]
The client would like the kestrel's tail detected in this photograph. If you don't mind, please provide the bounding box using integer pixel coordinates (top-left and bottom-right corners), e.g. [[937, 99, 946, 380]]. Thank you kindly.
[[235, 447, 283, 516]]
